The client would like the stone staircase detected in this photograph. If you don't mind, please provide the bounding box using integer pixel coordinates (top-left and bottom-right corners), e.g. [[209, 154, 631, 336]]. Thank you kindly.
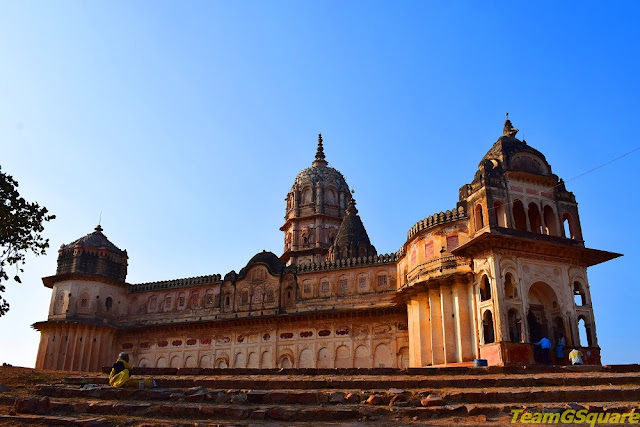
[[2, 365, 640, 426]]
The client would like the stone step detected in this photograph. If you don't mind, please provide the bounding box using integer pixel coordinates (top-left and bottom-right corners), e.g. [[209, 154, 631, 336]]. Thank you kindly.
[[34, 383, 640, 406], [0, 413, 109, 426], [63, 371, 640, 391], [13, 395, 640, 424], [99, 364, 640, 377]]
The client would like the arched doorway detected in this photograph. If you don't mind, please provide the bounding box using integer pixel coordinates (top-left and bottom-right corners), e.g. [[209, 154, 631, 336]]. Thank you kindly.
[[527, 281, 561, 363]]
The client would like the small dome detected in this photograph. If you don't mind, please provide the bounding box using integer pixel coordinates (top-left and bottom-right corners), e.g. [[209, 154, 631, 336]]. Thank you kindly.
[[479, 119, 552, 176], [237, 250, 284, 279], [61, 225, 126, 255], [56, 225, 128, 282]]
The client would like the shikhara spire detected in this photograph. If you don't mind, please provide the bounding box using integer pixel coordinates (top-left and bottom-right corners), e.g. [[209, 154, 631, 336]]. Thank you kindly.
[[312, 133, 328, 167], [503, 113, 519, 138]]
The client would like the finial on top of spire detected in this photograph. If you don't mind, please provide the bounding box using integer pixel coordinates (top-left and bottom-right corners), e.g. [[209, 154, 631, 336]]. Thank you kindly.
[[95, 224, 103, 232], [312, 133, 328, 167], [346, 197, 358, 215], [503, 113, 519, 138]]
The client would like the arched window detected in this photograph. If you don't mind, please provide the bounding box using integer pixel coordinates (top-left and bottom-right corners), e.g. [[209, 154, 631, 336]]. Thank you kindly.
[[164, 295, 172, 311], [494, 201, 507, 227], [474, 204, 484, 231], [508, 309, 522, 343], [302, 188, 312, 204], [528, 203, 542, 234], [148, 296, 157, 312], [504, 273, 517, 298], [574, 282, 586, 306], [266, 288, 275, 303], [513, 200, 527, 231], [483, 310, 495, 344], [190, 292, 199, 308], [543, 205, 558, 236], [479, 275, 491, 301], [326, 189, 336, 205], [563, 213, 575, 239], [241, 289, 249, 305], [578, 317, 593, 347], [105, 297, 113, 312], [284, 286, 294, 307]]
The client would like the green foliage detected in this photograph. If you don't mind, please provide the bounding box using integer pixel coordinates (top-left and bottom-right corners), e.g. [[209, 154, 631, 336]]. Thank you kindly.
[[0, 166, 55, 317]]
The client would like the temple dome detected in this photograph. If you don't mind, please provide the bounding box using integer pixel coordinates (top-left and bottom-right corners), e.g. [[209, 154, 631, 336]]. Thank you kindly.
[[237, 250, 285, 279], [56, 225, 128, 282], [291, 134, 350, 192], [479, 118, 552, 176], [60, 224, 126, 255]]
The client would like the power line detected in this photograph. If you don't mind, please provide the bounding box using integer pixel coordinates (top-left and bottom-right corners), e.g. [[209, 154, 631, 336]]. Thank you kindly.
[[484, 145, 640, 213]]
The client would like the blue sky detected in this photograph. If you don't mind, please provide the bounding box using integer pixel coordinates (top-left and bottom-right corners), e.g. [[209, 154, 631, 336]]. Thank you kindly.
[[1, 1, 638, 366]]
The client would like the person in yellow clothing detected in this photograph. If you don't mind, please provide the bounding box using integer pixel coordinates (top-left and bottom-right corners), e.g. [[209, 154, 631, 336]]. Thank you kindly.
[[109, 352, 155, 388]]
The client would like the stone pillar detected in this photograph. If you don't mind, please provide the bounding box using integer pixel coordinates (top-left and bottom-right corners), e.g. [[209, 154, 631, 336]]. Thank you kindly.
[[35, 332, 48, 370], [63, 326, 77, 371], [428, 288, 445, 365], [440, 284, 457, 364], [52, 325, 63, 370], [75, 327, 87, 372], [453, 279, 474, 362], [294, 187, 301, 216], [407, 293, 431, 367], [315, 183, 323, 214]]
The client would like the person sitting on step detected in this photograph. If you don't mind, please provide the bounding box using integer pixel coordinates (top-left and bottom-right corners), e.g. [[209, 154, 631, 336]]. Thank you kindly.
[[569, 348, 584, 365], [109, 352, 155, 388]]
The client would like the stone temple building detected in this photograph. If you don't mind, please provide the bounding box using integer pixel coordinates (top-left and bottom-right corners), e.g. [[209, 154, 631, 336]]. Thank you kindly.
[[33, 120, 620, 372]]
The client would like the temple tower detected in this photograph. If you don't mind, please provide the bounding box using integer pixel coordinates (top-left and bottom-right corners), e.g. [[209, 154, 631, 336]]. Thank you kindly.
[[327, 198, 377, 261], [33, 225, 129, 371], [453, 118, 619, 365], [281, 134, 352, 265]]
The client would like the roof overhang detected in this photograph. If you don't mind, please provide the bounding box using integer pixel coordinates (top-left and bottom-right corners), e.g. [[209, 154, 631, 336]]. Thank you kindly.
[[42, 273, 130, 289], [452, 230, 622, 267]]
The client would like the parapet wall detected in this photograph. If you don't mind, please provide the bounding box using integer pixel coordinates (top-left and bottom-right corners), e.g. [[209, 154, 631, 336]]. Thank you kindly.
[[406, 206, 467, 241]]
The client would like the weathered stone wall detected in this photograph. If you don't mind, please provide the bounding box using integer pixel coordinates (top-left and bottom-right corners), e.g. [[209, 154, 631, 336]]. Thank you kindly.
[[117, 312, 408, 369]]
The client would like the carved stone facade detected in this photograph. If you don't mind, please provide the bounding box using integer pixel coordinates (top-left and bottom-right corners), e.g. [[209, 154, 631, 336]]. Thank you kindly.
[[33, 121, 620, 371]]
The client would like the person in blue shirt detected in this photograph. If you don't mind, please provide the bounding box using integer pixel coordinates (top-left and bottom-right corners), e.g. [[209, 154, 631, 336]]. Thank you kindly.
[[534, 337, 552, 365], [556, 334, 566, 361]]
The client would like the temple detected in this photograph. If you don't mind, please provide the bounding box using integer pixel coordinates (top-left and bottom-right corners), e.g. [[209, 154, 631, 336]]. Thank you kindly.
[[33, 120, 621, 371]]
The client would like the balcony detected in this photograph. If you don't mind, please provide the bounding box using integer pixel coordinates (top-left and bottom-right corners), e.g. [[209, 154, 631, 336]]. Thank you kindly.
[[402, 255, 472, 290]]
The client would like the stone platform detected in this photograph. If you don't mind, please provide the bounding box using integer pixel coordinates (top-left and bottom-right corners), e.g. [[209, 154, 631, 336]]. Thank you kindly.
[[1, 365, 640, 426]]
